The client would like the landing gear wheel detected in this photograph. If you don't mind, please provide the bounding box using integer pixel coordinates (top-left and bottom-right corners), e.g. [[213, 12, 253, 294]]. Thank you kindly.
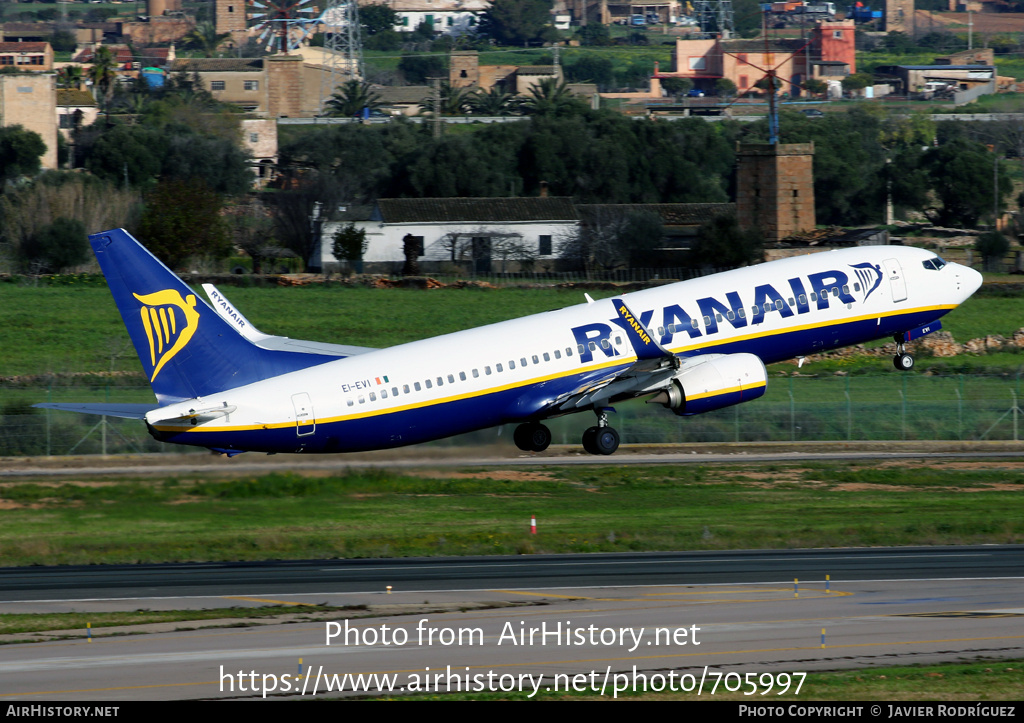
[[893, 353, 914, 371], [514, 423, 551, 452], [582, 425, 619, 455], [593, 426, 620, 455]]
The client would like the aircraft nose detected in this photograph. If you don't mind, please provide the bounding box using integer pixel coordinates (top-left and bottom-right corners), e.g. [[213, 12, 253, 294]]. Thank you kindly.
[[955, 263, 983, 300]]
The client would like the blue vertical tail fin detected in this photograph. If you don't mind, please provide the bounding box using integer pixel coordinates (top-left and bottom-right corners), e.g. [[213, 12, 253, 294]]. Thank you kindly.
[[91, 229, 334, 404]]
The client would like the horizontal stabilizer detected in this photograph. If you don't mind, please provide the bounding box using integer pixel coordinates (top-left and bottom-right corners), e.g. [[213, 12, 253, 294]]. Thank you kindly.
[[148, 403, 237, 425], [33, 403, 159, 420], [202, 284, 378, 358]]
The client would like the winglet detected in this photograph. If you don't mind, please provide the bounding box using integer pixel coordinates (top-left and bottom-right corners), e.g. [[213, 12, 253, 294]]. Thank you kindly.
[[611, 297, 674, 361]]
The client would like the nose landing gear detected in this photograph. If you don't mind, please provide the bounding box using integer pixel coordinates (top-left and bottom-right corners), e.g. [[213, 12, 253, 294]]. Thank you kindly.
[[893, 333, 914, 371]]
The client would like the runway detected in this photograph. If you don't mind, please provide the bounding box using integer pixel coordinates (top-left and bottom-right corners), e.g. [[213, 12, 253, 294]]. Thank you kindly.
[[0, 547, 1021, 700]]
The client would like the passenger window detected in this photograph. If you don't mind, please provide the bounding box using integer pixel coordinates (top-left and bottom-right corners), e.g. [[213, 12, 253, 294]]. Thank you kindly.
[[521, 357, 528, 366], [380, 390, 388, 399], [485, 366, 492, 375], [842, 285, 849, 295], [358, 395, 365, 404], [578, 344, 585, 354], [403, 384, 410, 393], [854, 283, 861, 292], [763, 303, 771, 313], [819, 289, 827, 299], [567, 347, 574, 356], [690, 319, 699, 329], [471, 369, 478, 378], [831, 287, 839, 296], [810, 292, 818, 302], [775, 300, 784, 310], [414, 382, 421, 391], [509, 360, 516, 369], [668, 324, 676, 333], [448, 374, 455, 383], [543, 352, 550, 362], [788, 298, 795, 306], [738, 308, 746, 319], [751, 306, 758, 316], [425, 379, 432, 389], [600, 340, 609, 350], [657, 326, 665, 336], [392, 387, 398, 396], [369, 392, 376, 401], [588, 342, 597, 351], [347, 399, 354, 407], [716, 313, 723, 322], [437, 377, 444, 386], [703, 315, 711, 326], [532, 355, 539, 364], [726, 311, 734, 321], [554, 350, 561, 359], [496, 363, 503, 372], [798, 294, 807, 305]]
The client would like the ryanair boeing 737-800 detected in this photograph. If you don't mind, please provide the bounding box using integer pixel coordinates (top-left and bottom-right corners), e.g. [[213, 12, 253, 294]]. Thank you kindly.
[[37, 229, 983, 456]]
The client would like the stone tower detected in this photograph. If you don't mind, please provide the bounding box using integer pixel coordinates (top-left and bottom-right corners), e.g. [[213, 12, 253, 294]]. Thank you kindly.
[[884, 0, 915, 35], [736, 143, 815, 242], [216, 0, 248, 34], [449, 51, 480, 89]]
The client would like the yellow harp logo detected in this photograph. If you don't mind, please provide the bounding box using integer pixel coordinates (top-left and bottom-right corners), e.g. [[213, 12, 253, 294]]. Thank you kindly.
[[133, 289, 201, 382]]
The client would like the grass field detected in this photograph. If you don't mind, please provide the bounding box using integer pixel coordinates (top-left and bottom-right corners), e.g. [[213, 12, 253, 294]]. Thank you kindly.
[[0, 280, 1021, 379], [1, 462, 1022, 566]]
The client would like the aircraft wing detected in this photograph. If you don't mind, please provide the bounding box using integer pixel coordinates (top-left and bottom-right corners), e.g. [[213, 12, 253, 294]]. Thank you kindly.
[[202, 284, 378, 358], [547, 297, 682, 413], [33, 403, 160, 419]]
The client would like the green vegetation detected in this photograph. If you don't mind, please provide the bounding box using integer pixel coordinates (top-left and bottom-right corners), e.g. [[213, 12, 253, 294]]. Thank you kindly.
[[0, 283, 1020, 379], [1, 463, 1022, 566]]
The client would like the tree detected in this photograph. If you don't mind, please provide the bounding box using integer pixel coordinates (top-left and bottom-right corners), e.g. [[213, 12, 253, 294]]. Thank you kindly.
[[137, 179, 230, 269], [479, 0, 556, 46], [19, 218, 89, 273], [332, 223, 368, 273], [564, 56, 614, 90], [88, 45, 118, 112], [660, 77, 693, 98], [398, 54, 445, 85], [0, 125, 46, 183], [467, 86, 519, 116], [576, 24, 611, 46], [801, 78, 827, 98], [922, 138, 1011, 227], [324, 80, 384, 117], [976, 230, 1010, 272], [361, 3, 398, 35], [520, 78, 587, 117], [714, 78, 737, 97], [182, 22, 231, 57], [561, 208, 663, 273], [690, 214, 763, 268], [49, 29, 77, 54], [841, 73, 872, 94], [270, 171, 345, 271]]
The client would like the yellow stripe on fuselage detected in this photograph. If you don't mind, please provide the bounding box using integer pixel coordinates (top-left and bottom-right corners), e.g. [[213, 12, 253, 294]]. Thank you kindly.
[[153, 303, 952, 435]]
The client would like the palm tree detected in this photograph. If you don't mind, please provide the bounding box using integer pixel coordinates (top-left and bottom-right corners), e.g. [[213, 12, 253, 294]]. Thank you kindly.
[[438, 81, 472, 116], [519, 78, 583, 117], [324, 80, 383, 117], [182, 22, 231, 57], [467, 85, 518, 116], [57, 65, 84, 90], [88, 45, 118, 113]]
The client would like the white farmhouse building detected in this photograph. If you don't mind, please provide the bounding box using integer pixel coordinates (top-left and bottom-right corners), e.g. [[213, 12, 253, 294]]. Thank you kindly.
[[320, 197, 579, 274]]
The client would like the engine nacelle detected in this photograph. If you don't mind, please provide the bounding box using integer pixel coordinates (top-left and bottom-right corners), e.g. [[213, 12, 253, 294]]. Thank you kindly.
[[649, 353, 768, 416]]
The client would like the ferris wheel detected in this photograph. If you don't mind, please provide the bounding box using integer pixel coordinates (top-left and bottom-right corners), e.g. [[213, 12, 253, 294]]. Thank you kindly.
[[249, 0, 320, 53]]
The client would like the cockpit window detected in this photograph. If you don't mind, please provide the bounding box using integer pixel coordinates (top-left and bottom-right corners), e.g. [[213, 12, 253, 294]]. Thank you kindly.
[[922, 256, 947, 271]]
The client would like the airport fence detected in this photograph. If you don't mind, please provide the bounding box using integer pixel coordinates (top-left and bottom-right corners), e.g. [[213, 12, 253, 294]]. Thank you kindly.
[[1, 373, 1022, 457]]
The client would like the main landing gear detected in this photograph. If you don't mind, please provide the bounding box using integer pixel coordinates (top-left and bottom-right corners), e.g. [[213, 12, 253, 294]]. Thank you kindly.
[[582, 408, 619, 456], [892, 334, 914, 371], [513, 422, 551, 452]]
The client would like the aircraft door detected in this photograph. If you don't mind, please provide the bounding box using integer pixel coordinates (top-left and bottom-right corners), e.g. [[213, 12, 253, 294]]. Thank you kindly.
[[882, 258, 907, 303], [292, 392, 316, 436]]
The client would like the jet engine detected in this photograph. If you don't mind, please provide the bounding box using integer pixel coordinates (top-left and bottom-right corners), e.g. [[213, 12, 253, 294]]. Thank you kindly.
[[648, 353, 768, 416]]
